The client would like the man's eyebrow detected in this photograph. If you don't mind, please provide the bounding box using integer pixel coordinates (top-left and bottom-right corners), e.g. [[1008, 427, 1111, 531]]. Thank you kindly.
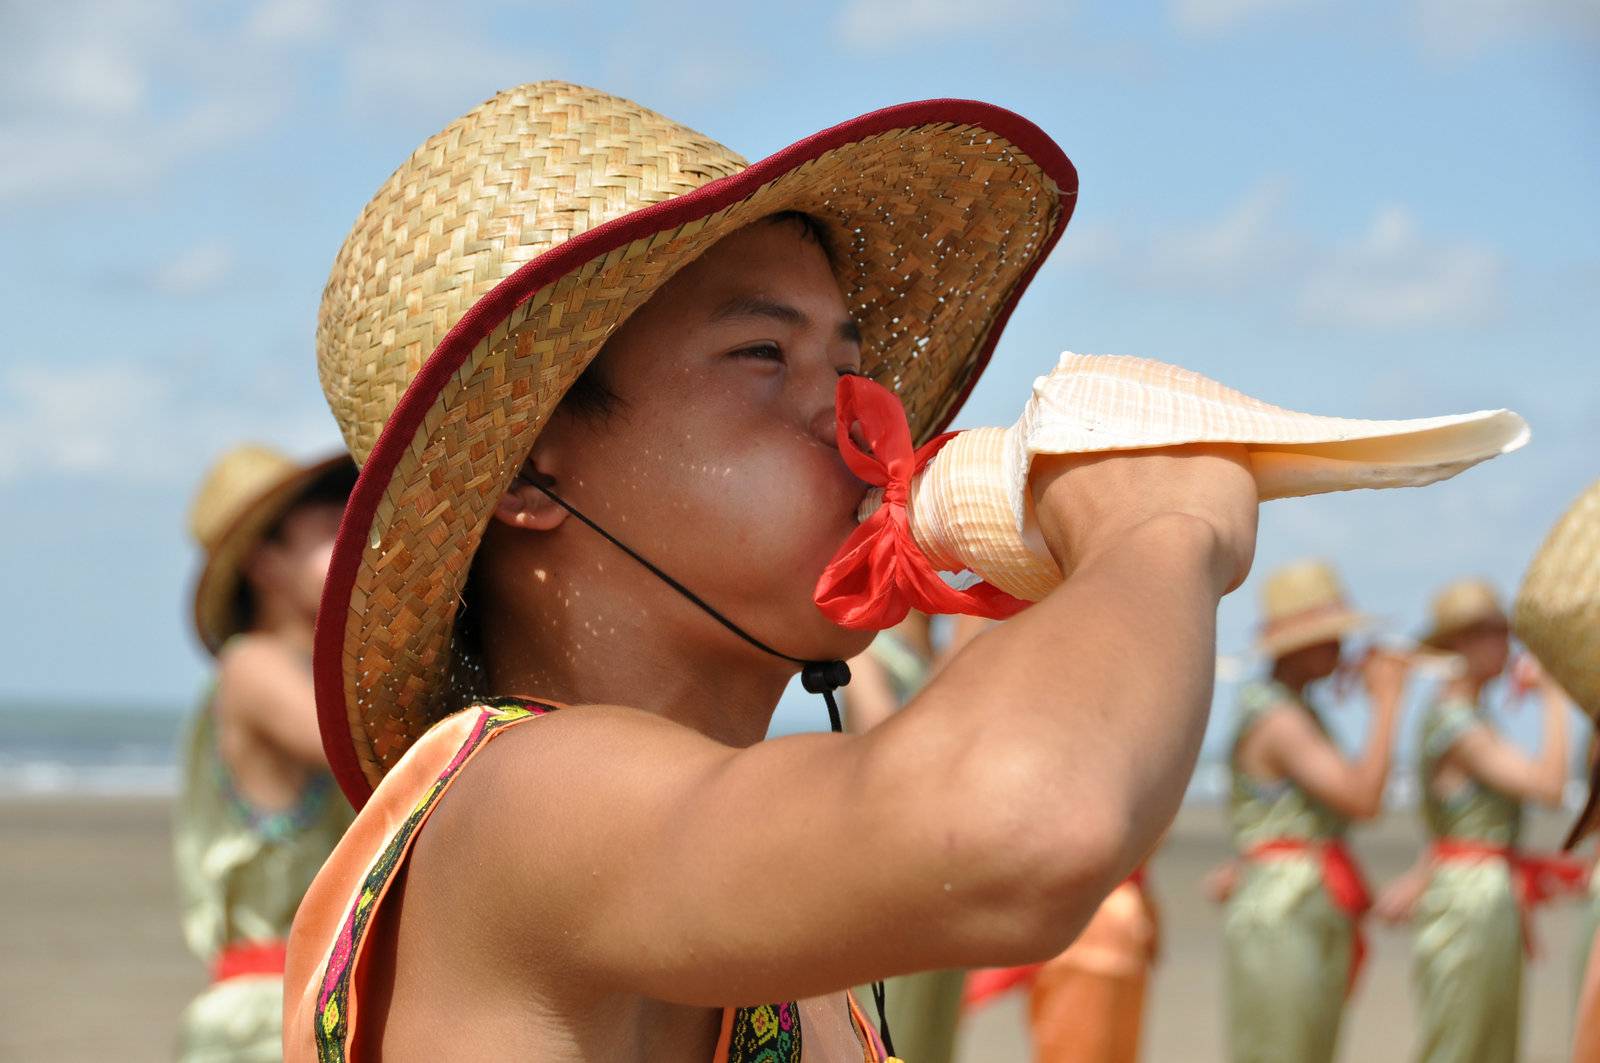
[[710, 294, 807, 326], [711, 294, 862, 344]]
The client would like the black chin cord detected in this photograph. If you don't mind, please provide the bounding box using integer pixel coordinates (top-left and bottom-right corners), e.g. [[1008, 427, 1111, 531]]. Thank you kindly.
[[522, 478, 895, 1057]]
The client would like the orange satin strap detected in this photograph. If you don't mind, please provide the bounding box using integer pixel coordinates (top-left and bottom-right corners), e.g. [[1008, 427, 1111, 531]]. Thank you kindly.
[[1246, 838, 1372, 995], [1431, 839, 1589, 957]]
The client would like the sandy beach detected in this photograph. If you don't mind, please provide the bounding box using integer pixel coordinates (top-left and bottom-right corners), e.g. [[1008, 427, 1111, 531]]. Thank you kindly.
[[0, 796, 1585, 1062]]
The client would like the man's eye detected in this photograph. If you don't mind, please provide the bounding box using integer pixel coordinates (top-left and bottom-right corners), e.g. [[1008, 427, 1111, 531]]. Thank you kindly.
[[732, 343, 785, 363]]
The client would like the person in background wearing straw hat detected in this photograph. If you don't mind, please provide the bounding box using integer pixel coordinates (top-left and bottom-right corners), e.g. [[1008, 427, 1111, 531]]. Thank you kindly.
[[281, 83, 1266, 1062], [176, 445, 357, 1062], [1208, 559, 1409, 1063], [1372, 578, 1581, 1063]]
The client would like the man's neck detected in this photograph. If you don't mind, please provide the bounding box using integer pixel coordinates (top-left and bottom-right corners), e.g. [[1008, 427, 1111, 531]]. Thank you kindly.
[[483, 597, 793, 748]]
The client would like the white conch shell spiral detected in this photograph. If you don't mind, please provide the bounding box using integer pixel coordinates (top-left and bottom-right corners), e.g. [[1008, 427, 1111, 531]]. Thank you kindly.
[[861, 352, 1530, 603]]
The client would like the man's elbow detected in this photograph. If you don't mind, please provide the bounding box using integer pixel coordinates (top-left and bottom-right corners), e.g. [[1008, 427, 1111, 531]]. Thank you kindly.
[[940, 759, 1131, 962]]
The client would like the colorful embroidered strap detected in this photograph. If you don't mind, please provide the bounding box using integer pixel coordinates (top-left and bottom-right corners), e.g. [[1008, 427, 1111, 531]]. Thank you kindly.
[[814, 375, 1029, 630], [725, 1002, 803, 1062], [313, 699, 555, 1062]]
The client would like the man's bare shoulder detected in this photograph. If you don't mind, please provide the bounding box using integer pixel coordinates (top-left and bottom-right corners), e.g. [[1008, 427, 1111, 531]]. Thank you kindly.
[[402, 702, 733, 965]]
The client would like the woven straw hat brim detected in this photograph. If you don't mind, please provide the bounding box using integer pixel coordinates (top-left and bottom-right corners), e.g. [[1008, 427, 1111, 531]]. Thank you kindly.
[[1418, 607, 1510, 650], [1254, 608, 1372, 661], [1515, 477, 1600, 718], [315, 96, 1078, 808], [1513, 478, 1600, 844], [192, 454, 352, 655]]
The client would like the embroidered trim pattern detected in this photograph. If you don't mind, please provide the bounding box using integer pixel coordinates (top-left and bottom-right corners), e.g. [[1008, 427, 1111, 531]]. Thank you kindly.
[[726, 1001, 803, 1063]]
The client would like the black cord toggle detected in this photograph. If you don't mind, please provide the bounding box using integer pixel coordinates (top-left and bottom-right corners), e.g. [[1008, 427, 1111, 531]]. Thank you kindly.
[[800, 659, 851, 694]]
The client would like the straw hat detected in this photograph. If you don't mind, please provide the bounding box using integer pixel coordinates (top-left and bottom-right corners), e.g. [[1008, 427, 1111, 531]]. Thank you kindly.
[[1515, 479, 1600, 844], [860, 353, 1528, 602], [1252, 559, 1371, 660], [1516, 478, 1600, 719], [312, 82, 1079, 806], [188, 445, 353, 655], [1419, 578, 1508, 649]]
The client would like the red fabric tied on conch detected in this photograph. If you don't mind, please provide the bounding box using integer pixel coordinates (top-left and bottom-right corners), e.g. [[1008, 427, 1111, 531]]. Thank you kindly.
[[813, 374, 1030, 630]]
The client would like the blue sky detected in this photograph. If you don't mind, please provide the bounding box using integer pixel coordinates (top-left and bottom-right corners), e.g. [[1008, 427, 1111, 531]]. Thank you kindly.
[[2, 0, 1596, 759]]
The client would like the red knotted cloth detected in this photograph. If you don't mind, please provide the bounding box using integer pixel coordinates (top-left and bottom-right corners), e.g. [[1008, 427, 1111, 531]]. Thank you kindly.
[[813, 375, 1030, 630], [1432, 839, 1590, 957], [1248, 838, 1373, 996]]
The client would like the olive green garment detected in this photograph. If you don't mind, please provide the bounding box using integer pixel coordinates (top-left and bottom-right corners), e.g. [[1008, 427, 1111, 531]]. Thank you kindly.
[[172, 696, 355, 1062], [1412, 697, 1524, 1063], [852, 630, 966, 1063], [1224, 680, 1353, 1063]]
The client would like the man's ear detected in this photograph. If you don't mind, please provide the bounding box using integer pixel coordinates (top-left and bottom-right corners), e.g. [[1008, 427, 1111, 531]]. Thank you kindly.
[[492, 438, 568, 532]]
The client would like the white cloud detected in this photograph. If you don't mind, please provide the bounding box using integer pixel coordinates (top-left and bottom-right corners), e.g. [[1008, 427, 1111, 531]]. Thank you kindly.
[[835, 0, 1058, 49], [0, 359, 335, 485], [1298, 205, 1503, 328], [0, 0, 291, 204], [247, 0, 334, 45], [1064, 186, 1506, 331], [1417, 0, 1600, 58], [0, 363, 167, 480], [341, 16, 550, 119], [1143, 178, 1294, 291], [1170, 0, 1317, 35], [1065, 179, 1299, 294], [151, 243, 238, 296]]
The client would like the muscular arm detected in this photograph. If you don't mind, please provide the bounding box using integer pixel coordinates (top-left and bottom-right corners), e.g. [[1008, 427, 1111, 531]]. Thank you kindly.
[[421, 447, 1256, 1005]]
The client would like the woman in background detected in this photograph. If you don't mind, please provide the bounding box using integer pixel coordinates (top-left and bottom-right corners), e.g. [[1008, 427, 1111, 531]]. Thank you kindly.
[[175, 446, 356, 1062], [1219, 559, 1408, 1063], [1375, 579, 1577, 1063]]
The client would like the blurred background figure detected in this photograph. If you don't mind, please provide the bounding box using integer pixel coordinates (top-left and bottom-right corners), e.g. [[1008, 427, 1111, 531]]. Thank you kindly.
[[845, 610, 987, 1063], [1374, 579, 1579, 1063], [1216, 559, 1408, 1063], [1022, 857, 1159, 1063], [175, 446, 357, 1062]]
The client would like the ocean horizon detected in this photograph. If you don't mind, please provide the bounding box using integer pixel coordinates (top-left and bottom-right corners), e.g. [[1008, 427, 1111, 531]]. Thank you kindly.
[[0, 698, 189, 798]]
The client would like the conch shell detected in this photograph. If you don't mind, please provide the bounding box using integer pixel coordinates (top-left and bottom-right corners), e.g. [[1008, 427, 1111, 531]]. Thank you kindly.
[[862, 353, 1529, 602]]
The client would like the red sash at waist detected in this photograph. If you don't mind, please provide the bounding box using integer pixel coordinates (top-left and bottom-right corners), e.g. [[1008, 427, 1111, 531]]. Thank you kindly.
[[1431, 839, 1588, 956], [1246, 838, 1372, 995], [212, 940, 289, 983]]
